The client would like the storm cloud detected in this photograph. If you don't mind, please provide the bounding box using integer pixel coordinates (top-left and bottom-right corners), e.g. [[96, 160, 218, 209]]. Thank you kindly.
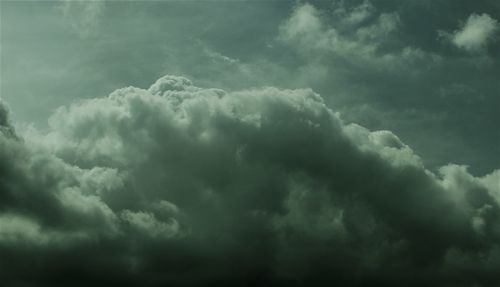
[[1, 0, 499, 285], [1, 75, 499, 286]]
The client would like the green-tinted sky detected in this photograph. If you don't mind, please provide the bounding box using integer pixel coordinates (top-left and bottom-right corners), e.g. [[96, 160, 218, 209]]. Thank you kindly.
[[2, 0, 499, 174], [0, 1, 499, 286]]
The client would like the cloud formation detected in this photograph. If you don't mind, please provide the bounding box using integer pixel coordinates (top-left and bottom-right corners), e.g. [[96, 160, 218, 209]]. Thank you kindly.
[[274, 1, 499, 177], [1, 76, 499, 286], [442, 13, 499, 52], [279, 1, 439, 72]]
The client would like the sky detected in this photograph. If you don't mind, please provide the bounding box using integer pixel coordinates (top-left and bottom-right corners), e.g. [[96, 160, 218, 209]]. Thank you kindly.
[[0, 0, 499, 286]]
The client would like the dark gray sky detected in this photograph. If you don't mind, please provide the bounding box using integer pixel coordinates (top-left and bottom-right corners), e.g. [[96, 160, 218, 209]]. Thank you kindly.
[[0, 1, 499, 286]]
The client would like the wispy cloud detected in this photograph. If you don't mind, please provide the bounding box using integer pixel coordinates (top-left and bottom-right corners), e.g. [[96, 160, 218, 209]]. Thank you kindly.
[[58, 0, 105, 38]]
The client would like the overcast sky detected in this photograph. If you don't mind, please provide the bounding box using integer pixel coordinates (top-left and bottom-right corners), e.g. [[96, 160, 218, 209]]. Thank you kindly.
[[1, 1, 499, 286]]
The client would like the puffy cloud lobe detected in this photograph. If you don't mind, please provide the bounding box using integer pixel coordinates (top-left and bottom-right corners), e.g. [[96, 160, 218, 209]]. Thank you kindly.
[[120, 210, 180, 239], [447, 13, 499, 52], [1, 76, 499, 286], [0, 102, 16, 138]]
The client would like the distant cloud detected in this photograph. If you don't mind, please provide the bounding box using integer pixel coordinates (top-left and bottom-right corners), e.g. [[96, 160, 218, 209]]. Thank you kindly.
[[441, 13, 499, 52], [279, 1, 440, 72], [1, 75, 499, 285]]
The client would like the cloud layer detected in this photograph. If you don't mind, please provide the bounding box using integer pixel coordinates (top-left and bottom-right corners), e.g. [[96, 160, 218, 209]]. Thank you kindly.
[[1, 76, 499, 286]]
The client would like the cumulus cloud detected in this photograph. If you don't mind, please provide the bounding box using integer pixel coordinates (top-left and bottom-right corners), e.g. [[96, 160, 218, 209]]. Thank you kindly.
[[441, 13, 499, 52], [279, 1, 440, 71], [0, 76, 499, 286]]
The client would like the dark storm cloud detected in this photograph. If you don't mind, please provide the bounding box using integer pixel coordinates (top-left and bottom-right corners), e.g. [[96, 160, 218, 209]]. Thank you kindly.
[[1, 76, 499, 286]]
